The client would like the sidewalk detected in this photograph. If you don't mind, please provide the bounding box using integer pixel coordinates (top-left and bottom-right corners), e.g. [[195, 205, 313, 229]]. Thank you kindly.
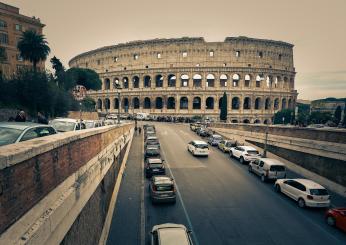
[[106, 132, 143, 245]]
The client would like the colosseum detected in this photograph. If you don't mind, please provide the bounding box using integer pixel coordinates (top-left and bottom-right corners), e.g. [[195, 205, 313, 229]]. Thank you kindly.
[[69, 36, 298, 123]]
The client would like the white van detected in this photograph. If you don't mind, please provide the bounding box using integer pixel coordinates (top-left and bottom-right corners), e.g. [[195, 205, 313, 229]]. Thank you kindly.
[[150, 223, 193, 245], [248, 158, 286, 182]]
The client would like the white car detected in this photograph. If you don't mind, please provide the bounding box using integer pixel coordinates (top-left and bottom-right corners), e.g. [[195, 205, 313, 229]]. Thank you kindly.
[[187, 140, 209, 156], [248, 158, 286, 182], [229, 146, 261, 164], [150, 223, 193, 245], [49, 118, 86, 132], [275, 179, 330, 208]]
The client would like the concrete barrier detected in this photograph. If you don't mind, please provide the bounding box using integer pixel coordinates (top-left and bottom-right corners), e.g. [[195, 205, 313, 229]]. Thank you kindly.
[[0, 123, 134, 245]]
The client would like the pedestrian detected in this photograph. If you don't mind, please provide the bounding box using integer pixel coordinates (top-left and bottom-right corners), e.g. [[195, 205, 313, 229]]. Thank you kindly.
[[135, 126, 138, 135], [138, 127, 142, 134], [15, 110, 26, 122], [8, 116, 15, 122], [37, 112, 48, 124]]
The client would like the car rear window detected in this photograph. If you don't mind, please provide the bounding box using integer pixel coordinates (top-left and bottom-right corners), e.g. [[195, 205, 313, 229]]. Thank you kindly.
[[156, 185, 173, 191], [247, 150, 259, 155], [310, 189, 328, 196], [196, 144, 208, 149], [0, 128, 23, 146], [150, 164, 163, 168], [270, 165, 285, 171]]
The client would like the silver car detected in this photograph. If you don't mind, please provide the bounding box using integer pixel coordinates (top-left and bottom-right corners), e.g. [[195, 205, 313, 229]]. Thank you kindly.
[[150, 223, 193, 245]]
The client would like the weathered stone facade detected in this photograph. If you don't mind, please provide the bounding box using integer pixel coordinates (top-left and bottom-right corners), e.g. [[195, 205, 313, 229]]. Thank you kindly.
[[69, 37, 298, 123]]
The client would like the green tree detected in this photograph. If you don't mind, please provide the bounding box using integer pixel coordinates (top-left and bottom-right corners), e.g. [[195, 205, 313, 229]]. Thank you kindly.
[[334, 105, 342, 124], [220, 92, 228, 121], [17, 30, 50, 71], [50, 56, 65, 76], [273, 109, 294, 124], [342, 104, 346, 127], [0, 46, 6, 63], [65, 67, 102, 90], [308, 111, 332, 124], [81, 97, 96, 112]]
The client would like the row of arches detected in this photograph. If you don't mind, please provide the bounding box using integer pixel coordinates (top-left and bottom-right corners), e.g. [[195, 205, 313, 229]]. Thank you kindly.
[[103, 73, 294, 90], [97, 96, 293, 111]]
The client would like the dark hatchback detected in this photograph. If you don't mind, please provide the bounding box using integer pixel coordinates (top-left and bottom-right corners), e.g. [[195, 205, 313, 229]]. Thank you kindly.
[[145, 146, 161, 159], [145, 158, 166, 178]]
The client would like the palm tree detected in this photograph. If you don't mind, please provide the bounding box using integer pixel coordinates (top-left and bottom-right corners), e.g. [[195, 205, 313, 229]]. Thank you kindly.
[[17, 30, 50, 71]]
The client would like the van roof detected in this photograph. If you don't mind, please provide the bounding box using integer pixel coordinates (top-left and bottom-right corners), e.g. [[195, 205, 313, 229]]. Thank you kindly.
[[193, 140, 207, 145], [153, 224, 190, 245], [260, 158, 285, 166]]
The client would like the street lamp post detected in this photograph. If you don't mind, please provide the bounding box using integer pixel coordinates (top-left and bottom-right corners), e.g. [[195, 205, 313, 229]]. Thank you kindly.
[[263, 77, 272, 158]]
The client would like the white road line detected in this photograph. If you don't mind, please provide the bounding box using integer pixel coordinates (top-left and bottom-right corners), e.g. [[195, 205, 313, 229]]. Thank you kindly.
[[160, 143, 200, 245]]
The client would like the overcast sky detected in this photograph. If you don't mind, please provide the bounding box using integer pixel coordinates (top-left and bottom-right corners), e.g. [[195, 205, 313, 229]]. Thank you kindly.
[[5, 0, 346, 100]]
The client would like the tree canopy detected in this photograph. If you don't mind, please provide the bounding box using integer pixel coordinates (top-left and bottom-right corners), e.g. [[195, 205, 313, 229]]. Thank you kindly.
[[65, 68, 102, 91], [273, 109, 294, 124]]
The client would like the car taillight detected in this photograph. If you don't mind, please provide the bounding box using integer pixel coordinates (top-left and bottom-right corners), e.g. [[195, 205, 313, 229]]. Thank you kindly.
[[307, 195, 313, 200], [152, 185, 157, 191]]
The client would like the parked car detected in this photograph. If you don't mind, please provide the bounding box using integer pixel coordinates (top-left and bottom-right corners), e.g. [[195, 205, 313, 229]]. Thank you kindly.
[[196, 127, 208, 137], [146, 158, 166, 178], [325, 208, 346, 232], [218, 140, 237, 153], [248, 158, 286, 182], [150, 223, 193, 245], [274, 178, 330, 208], [145, 146, 161, 159], [49, 118, 86, 132], [145, 136, 160, 148], [229, 146, 261, 164], [0, 122, 57, 147], [187, 140, 209, 157], [84, 120, 103, 129], [207, 134, 222, 146], [145, 132, 156, 141], [149, 176, 176, 204]]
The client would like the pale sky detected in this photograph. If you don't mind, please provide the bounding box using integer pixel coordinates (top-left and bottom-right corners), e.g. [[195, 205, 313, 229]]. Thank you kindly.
[[4, 0, 346, 100]]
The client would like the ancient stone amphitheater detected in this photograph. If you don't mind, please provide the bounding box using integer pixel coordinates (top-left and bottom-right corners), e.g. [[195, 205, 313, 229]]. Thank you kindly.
[[69, 37, 297, 123]]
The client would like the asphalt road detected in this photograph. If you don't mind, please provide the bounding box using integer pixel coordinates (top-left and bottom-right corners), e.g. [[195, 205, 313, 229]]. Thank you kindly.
[[108, 122, 346, 245]]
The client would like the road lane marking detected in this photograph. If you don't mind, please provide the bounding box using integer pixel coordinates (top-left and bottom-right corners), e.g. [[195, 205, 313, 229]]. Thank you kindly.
[[160, 144, 200, 245]]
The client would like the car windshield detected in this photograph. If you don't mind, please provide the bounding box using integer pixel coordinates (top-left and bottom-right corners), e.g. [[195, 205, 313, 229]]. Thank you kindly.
[[0, 127, 23, 146], [150, 164, 163, 168], [85, 122, 94, 129], [270, 165, 285, 171], [50, 120, 76, 132], [247, 150, 259, 155], [156, 185, 173, 191], [196, 144, 208, 149], [147, 149, 160, 154], [310, 189, 328, 196]]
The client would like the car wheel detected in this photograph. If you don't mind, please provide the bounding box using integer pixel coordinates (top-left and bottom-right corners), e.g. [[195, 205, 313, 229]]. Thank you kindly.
[[298, 198, 306, 208], [261, 175, 266, 182], [192, 150, 195, 156], [326, 216, 336, 226], [248, 166, 252, 173], [240, 157, 244, 164], [275, 184, 281, 193]]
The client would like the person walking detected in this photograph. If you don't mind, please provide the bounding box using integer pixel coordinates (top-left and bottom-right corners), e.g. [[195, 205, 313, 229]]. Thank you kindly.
[[37, 112, 48, 124], [15, 110, 26, 122], [138, 127, 142, 134]]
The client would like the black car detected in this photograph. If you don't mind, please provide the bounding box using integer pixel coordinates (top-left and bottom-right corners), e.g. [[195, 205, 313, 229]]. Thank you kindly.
[[145, 158, 166, 178], [145, 146, 161, 159]]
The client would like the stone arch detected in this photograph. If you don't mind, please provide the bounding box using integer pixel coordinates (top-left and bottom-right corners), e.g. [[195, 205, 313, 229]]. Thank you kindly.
[[97, 99, 102, 110], [168, 74, 176, 87], [206, 74, 215, 87], [104, 78, 110, 90], [167, 97, 175, 109], [220, 74, 227, 87], [104, 98, 110, 110], [282, 98, 287, 109], [231, 119, 238, 123], [156, 97, 163, 109], [266, 75, 273, 88], [274, 98, 279, 110], [232, 74, 240, 87], [265, 98, 271, 110], [133, 97, 140, 109], [275, 76, 280, 88], [255, 97, 261, 109], [288, 98, 292, 109], [232, 97, 240, 109], [244, 74, 251, 87], [113, 77, 120, 88], [122, 98, 129, 111], [256, 75, 262, 87], [180, 96, 188, 109], [243, 119, 250, 124], [123, 77, 129, 89], [114, 98, 119, 109], [254, 119, 261, 124], [144, 97, 151, 109], [193, 96, 201, 109], [264, 119, 270, 125], [156, 74, 163, 88], [132, 76, 139, 88], [144, 75, 151, 88], [283, 77, 288, 89], [243, 97, 251, 109], [218, 97, 223, 109], [181, 74, 189, 87], [206, 97, 214, 109], [193, 74, 202, 87]]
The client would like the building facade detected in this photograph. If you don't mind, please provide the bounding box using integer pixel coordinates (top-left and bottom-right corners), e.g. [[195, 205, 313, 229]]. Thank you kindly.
[[0, 2, 45, 78], [69, 37, 298, 123], [311, 100, 345, 114]]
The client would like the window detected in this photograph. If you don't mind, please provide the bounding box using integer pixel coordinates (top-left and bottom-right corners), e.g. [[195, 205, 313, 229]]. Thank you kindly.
[[209, 51, 214, 57], [258, 51, 263, 58], [97, 59, 100, 65], [278, 54, 282, 60], [15, 24, 22, 31], [182, 51, 187, 57], [0, 20, 7, 28], [157, 53, 161, 59], [235, 51, 240, 57], [20, 129, 39, 142], [0, 33, 8, 45], [134, 54, 139, 60], [113, 56, 118, 62]]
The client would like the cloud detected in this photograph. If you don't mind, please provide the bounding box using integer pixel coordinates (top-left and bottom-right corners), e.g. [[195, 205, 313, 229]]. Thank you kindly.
[[296, 71, 346, 100]]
